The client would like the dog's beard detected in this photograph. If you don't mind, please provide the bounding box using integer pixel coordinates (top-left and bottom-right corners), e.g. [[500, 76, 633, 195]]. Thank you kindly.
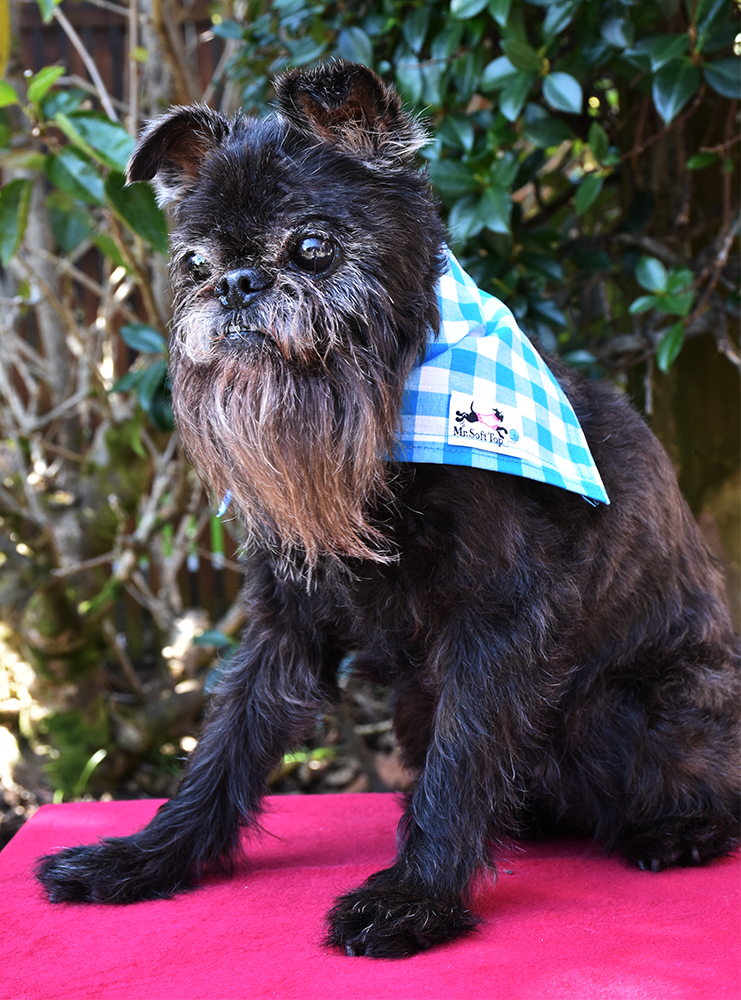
[[170, 276, 426, 569]]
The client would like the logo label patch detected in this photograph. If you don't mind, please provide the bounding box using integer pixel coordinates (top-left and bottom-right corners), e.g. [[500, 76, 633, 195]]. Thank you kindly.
[[447, 392, 536, 459]]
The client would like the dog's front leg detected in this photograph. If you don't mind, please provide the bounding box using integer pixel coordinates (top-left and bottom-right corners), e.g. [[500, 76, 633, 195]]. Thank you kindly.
[[328, 628, 537, 957], [37, 574, 333, 904]]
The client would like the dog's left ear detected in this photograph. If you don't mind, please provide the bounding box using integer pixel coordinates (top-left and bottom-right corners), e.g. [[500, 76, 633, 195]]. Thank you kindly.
[[127, 105, 231, 204], [274, 61, 427, 165]]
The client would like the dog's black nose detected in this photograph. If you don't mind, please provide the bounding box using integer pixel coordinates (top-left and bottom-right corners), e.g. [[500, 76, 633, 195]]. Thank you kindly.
[[215, 268, 273, 309]]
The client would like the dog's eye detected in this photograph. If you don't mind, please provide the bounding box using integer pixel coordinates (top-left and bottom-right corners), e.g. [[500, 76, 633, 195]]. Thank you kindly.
[[186, 253, 212, 283], [291, 236, 336, 275]]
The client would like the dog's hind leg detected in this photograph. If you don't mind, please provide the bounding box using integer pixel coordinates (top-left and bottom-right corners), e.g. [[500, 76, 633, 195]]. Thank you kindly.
[[327, 623, 544, 957], [37, 562, 335, 904], [545, 636, 741, 873]]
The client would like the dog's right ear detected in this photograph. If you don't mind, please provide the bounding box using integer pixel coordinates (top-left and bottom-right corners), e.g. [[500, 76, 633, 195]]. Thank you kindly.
[[127, 106, 231, 205]]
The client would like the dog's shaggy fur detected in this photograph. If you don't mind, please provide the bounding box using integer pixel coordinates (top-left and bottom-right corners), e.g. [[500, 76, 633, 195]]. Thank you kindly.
[[37, 62, 739, 958]]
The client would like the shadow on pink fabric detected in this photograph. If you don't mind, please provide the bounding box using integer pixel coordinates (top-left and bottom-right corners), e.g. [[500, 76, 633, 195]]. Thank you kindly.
[[1, 794, 738, 1000]]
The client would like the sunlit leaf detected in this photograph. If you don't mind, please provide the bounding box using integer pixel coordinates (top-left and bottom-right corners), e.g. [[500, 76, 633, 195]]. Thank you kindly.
[[488, 0, 513, 27], [59, 112, 135, 172], [450, 0, 489, 18], [635, 256, 668, 293], [481, 56, 519, 92], [543, 72, 582, 114], [27, 65, 65, 105], [0, 79, 18, 107], [45, 147, 106, 205], [600, 14, 634, 49]]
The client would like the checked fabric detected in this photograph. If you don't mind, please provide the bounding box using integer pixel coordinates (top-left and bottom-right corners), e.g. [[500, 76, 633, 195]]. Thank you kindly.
[[394, 247, 610, 506]]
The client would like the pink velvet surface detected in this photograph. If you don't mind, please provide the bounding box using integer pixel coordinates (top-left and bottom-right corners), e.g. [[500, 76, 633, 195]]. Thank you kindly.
[[0, 794, 737, 1000]]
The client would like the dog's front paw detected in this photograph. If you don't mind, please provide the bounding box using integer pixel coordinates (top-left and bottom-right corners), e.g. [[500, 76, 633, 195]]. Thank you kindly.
[[36, 838, 194, 904], [326, 870, 478, 958]]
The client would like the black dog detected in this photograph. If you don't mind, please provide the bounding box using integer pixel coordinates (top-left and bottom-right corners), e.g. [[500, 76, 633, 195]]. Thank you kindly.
[[37, 62, 739, 958]]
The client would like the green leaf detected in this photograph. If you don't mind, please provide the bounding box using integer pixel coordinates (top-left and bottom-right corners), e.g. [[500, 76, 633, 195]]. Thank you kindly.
[[542, 72, 582, 114], [499, 71, 535, 121], [629, 294, 660, 314], [44, 147, 106, 205], [520, 251, 563, 281], [135, 358, 173, 430], [438, 115, 475, 153], [479, 187, 511, 234], [543, 1, 579, 39], [634, 34, 690, 72], [105, 172, 168, 254], [36, 0, 62, 24], [656, 321, 684, 372], [489, 150, 519, 188], [488, 0, 513, 27], [27, 65, 66, 105], [600, 14, 634, 49], [529, 297, 566, 328], [588, 121, 609, 162], [481, 56, 519, 92], [402, 8, 429, 54], [111, 369, 144, 393], [40, 87, 86, 120], [659, 289, 694, 316], [120, 322, 167, 354], [428, 159, 480, 195], [652, 60, 700, 126], [285, 36, 327, 66], [574, 173, 604, 215], [193, 629, 237, 648], [336, 27, 373, 67], [431, 23, 464, 61], [702, 58, 741, 100], [60, 112, 135, 172], [448, 195, 485, 243], [522, 112, 575, 148], [395, 57, 424, 105], [665, 267, 694, 293], [635, 256, 668, 293], [46, 192, 94, 252], [0, 178, 32, 265], [211, 19, 243, 40], [501, 39, 542, 74], [0, 80, 18, 107], [686, 151, 719, 170], [692, 0, 731, 47], [450, 0, 489, 18]]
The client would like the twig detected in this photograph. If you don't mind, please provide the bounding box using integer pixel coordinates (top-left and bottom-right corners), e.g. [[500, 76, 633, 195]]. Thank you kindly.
[[103, 619, 144, 696], [53, 7, 119, 122], [619, 87, 706, 163]]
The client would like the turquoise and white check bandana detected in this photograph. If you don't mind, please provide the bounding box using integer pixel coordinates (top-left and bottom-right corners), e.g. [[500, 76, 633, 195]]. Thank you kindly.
[[392, 248, 609, 505]]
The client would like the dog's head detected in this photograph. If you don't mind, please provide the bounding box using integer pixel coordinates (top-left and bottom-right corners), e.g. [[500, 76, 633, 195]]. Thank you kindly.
[[128, 62, 445, 567]]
